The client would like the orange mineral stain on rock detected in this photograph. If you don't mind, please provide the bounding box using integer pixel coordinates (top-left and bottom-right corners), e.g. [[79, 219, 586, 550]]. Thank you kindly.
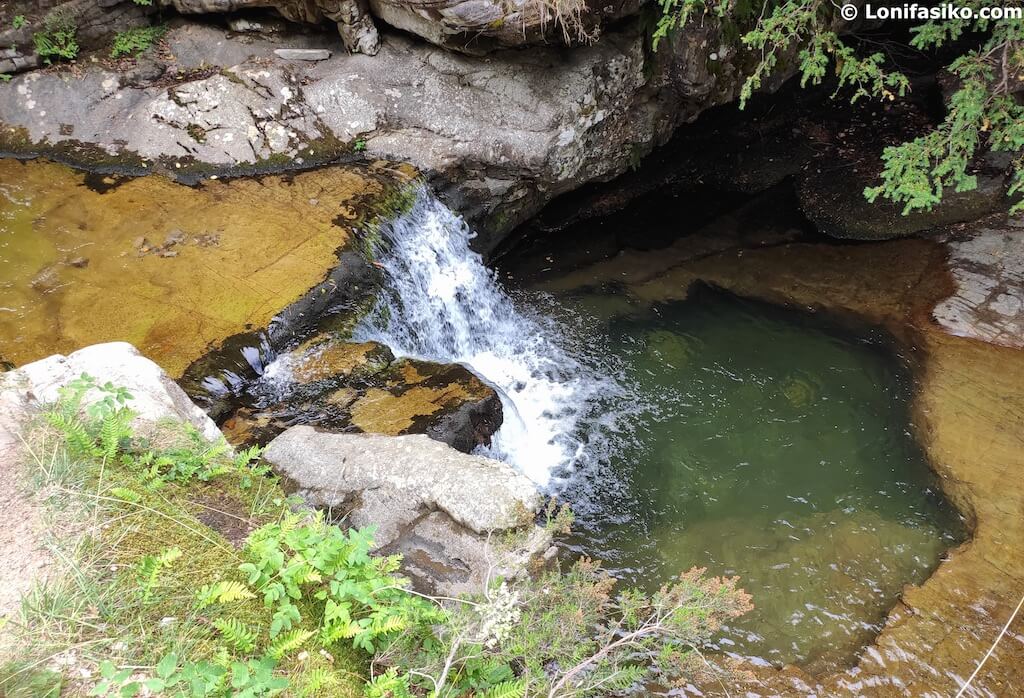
[[348, 359, 494, 436]]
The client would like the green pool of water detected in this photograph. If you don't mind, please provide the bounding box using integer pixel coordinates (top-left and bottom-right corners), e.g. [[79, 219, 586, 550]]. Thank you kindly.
[[553, 285, 964, 672]]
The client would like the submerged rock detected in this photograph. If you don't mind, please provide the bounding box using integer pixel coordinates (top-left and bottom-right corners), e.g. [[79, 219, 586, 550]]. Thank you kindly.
[[263, 425, 549, 594], [0, 159, 409, 376]]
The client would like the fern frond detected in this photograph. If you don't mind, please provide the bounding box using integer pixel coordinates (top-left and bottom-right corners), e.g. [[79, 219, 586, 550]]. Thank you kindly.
[[98, 411, 130, 460], [195, 580, 256, 609], [482, 679, 526, 698], [212, 617, 257, 653], [108, 486, 141, 503], [267, 628, 314, 659], [138, 546, 182, 601], [371, 614, 407, 635]]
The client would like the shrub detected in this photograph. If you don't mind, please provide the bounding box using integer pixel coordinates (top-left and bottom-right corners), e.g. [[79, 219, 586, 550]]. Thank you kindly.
[[369, 559, 752, 696]]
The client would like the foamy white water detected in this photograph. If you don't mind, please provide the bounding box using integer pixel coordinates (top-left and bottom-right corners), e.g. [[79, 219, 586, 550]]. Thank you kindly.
[[353, 187, 624, 486]]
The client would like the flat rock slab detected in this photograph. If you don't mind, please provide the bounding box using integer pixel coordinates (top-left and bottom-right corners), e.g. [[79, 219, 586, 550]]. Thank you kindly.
[[933, 222, 1024, 348], [273, 48, 331, 60], [264, 425, 538, 533]]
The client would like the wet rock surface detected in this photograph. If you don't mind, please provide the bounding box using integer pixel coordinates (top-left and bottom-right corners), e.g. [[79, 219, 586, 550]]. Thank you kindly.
[[218, 337, 503, 451], [263, 425, 549, 595], [933, 218, 1024, 348]]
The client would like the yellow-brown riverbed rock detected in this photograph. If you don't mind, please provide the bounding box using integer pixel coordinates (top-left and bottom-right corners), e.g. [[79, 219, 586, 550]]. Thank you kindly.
[[0, 158, 410, 375]]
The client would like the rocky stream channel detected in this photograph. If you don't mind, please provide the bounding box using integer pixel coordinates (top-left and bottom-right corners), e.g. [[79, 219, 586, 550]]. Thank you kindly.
[[1, 1, 1024, 697]]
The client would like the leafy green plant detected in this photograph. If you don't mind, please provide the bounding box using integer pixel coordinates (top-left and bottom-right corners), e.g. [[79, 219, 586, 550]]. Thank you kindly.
[[12, 14, 27, 29], [352, 138, 367, 152], [654, 0, 1024, 215], [228, 512, 439, 649], [89, 653, 289, 697], [111, 24, 167, 59], [33, 12, 79, 63], [0, 73, 12, 82], [138, 546, 183, 601], [45, 373, 134, 462]]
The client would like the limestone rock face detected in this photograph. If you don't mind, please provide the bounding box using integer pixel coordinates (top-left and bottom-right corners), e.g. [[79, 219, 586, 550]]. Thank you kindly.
[[263, 425, 548, 594], [161, 0, 381, 55], [933, 220, 1024, 348]]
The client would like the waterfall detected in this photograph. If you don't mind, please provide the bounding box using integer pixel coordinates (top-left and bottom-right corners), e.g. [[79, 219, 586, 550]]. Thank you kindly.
[[353, 187, 625, 487]]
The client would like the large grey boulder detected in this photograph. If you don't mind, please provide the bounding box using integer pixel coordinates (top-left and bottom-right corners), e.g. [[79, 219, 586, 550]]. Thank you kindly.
[[0, 342, 221, 443], [264, 425, 538, 532], [264, 425, 551, 594]]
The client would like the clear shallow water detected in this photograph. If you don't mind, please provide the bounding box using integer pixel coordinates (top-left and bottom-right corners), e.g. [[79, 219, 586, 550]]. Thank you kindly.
[[547, 285, 965, 671]]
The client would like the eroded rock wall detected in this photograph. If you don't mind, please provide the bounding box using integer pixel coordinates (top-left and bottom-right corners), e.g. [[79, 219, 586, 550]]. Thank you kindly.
[[0, 10, 787, 255]]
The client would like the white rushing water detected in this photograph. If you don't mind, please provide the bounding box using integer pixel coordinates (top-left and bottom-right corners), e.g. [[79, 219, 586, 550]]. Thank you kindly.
[[353, 187, 625, 486]]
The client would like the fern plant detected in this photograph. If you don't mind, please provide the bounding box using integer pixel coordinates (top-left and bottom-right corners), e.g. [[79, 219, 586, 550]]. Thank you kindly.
[[111, 24, 167, 59], [32, 12, 79, 63], [138, 547, 182, 602], [46, 374, 134, 461], [212, 618, 258, 653], [231, 512, 440, 651]]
